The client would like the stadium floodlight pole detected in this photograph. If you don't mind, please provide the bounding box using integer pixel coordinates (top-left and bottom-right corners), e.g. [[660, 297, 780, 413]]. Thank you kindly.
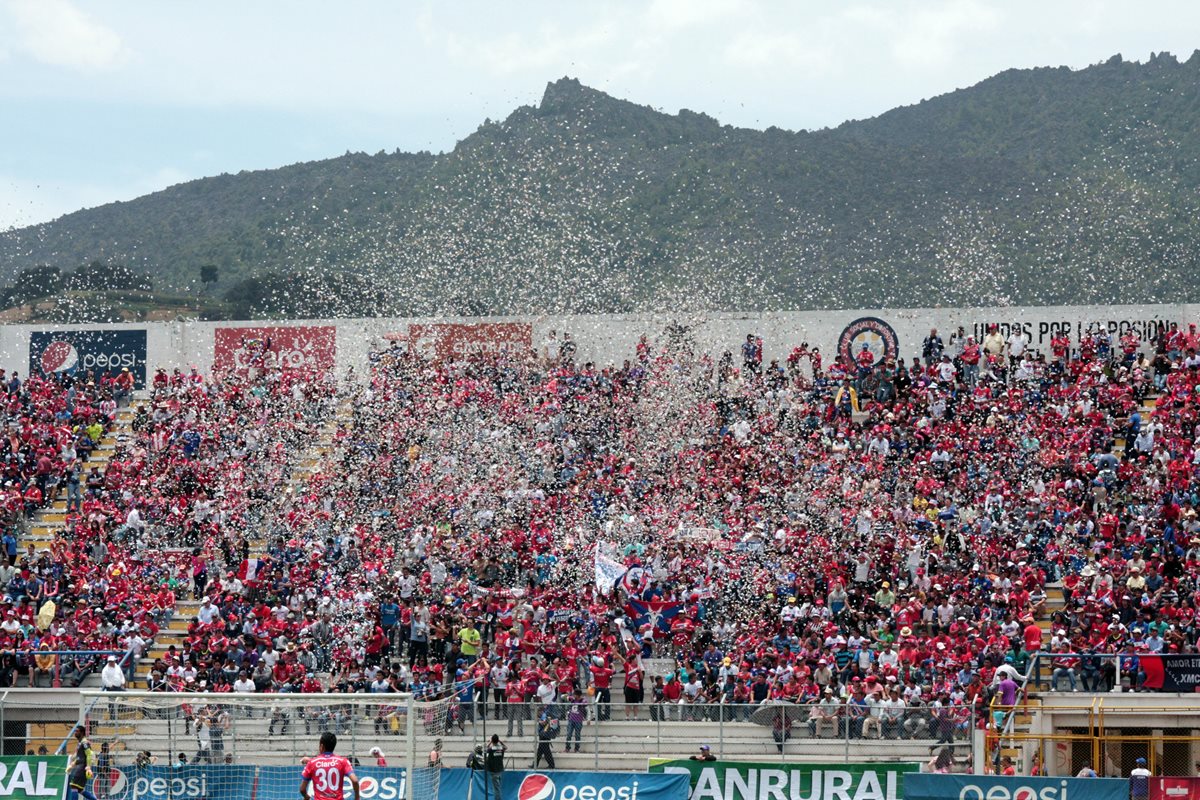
[[404, 695, 416, 800]]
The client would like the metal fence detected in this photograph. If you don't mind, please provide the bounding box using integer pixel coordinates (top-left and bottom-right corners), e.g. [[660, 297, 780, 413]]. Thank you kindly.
[[987, 701, 1200, 778], [55, 693, 977, 771], [459, 700, 975, 770]]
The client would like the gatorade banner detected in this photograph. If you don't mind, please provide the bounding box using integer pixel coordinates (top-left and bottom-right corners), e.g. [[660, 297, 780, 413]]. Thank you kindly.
[[94, 766, 255, 800], [1138, 654, 1200, 691], [29, 329, 147, 388], [1152, 777, 1200, 800], [0, 756, 68, 800], [400, 323, 533, 362], [440, 768, 690, 800], [904, 774, 1128, 800], [647, 760, 918, 800]]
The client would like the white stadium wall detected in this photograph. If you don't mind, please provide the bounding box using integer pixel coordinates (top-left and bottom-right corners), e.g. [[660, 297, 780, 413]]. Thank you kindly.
[[0, 303, 1192, 384]]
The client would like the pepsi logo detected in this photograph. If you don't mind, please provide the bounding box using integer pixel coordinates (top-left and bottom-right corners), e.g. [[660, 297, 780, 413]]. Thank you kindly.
[[96, 768, 128, 800], [40, 340, 79, 374], [358, 777, 377, 795], [518, 773, 555, 800]]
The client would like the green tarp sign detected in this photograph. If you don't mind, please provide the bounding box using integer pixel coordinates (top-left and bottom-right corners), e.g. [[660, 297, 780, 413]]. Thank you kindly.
[[0, 757, 68, 800], [647, 759, 919, 800]]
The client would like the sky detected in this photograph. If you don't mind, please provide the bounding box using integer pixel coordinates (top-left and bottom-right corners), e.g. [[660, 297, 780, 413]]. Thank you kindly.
[[1, 0, 1199, 230]]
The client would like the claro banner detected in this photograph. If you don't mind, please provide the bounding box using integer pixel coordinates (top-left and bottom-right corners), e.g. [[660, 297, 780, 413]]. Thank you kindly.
[[0, 756, 68, 800], [647, 760, 917, 800], [29, 329, 147, 388], [213, 326, 336, 374], [1152, 777, 1200, 800], [903, 774, 1128, 800]]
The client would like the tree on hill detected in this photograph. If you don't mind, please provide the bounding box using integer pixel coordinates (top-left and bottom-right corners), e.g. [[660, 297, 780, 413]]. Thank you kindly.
[[2, 57, 1200, 315]]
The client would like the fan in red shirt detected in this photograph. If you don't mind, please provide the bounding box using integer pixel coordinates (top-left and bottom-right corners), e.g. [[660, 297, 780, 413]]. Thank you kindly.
[[300, 733, 359, 800]]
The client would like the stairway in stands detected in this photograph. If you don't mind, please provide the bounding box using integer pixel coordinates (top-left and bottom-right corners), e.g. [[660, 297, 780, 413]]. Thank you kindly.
[[1007, 391, 1161, 771], [23, 403, 137, 555], [131, 392, 352, 685]]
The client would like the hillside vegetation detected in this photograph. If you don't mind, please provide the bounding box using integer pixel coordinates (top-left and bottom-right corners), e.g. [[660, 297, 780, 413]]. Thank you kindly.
[[2, 53, 1199, 319]]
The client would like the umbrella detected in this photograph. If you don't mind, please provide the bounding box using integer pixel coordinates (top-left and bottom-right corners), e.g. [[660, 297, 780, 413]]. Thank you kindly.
[[36, 600, 56, 631], [748, 700, 808, 727]]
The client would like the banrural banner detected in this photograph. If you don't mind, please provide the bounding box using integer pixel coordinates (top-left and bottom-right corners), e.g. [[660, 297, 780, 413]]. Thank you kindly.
[[647, 760, 918, 800], [0, 757, 68, 800], [903, 774, 1128, 800]]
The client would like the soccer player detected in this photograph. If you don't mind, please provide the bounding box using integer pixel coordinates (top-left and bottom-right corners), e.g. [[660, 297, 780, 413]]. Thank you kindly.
[[299, 733, 360, 800]]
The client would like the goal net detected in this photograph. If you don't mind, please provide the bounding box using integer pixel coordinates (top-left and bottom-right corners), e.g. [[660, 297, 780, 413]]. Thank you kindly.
[[76, 691, 456, 800]]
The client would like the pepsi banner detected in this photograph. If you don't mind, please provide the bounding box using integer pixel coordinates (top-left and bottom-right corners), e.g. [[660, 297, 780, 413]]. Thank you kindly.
[[440, 769, 689, 800], [257, 766, 410, 800], [904, 774, 1128, 800], [30, 329, 147, 388], [104, 766, 255, 800]]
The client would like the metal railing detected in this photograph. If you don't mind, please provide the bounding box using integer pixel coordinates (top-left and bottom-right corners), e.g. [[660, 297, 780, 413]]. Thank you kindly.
[[56, 645, 138, 754], [0, 649, 132, 689], [1025, 652, 1129, 693], [67, 693, 976, 770], [461, 700, 975, 770]]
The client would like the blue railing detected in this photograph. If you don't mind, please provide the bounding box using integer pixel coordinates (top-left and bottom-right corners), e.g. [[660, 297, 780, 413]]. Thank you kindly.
[[55, 645, 137, 754]]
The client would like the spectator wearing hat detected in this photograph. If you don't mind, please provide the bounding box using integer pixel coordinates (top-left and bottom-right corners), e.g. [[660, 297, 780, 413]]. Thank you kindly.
[[690, 744, 716, 762], [564, 688, 586, 753], [1130, 758, 1151, 800], [100, 655, 125, 690], [809, 687, 841, 738]]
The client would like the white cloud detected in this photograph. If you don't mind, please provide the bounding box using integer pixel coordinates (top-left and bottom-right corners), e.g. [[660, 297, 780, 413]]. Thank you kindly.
[[644, 0, 745, 31], [4, 0, 127, 71], [0, 166, 191, 230], [444, 23, 615, 77], [723, 29, 834, 73], [891, 0, 1002, 68]]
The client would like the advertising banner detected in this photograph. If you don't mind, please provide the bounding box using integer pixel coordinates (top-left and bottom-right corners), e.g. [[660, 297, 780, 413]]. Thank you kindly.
[[0, 756, 68, 800], [1152, 777, 1200, 800], [399, 323, 533, 362], [440, 768, 690, 800], [903, 774, 1128, 800], [647, 760, 918, 800], [29, 329, 147, 388], [1139, 654, 1200, 692], [98, 766, 255, 800], [213, 326, 336, 374]]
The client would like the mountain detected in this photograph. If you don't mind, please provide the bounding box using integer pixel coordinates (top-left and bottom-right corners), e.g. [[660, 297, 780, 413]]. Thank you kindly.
[[3, 53, 1200, 319]]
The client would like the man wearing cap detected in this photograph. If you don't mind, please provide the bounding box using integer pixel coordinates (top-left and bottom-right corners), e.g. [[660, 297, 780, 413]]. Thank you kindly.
[[808, 688, 841, 738], [1130, 757, 1150, 800], [689, 744, 716, 762], [100, 656, 125, 691]]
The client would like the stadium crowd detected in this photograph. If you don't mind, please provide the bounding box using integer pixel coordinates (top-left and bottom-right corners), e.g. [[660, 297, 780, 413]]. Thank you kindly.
[[8, 319, 1200, 746]]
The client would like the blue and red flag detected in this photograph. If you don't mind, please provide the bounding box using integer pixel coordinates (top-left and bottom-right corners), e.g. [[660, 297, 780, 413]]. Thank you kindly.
[[625, 599, 683, 632]]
